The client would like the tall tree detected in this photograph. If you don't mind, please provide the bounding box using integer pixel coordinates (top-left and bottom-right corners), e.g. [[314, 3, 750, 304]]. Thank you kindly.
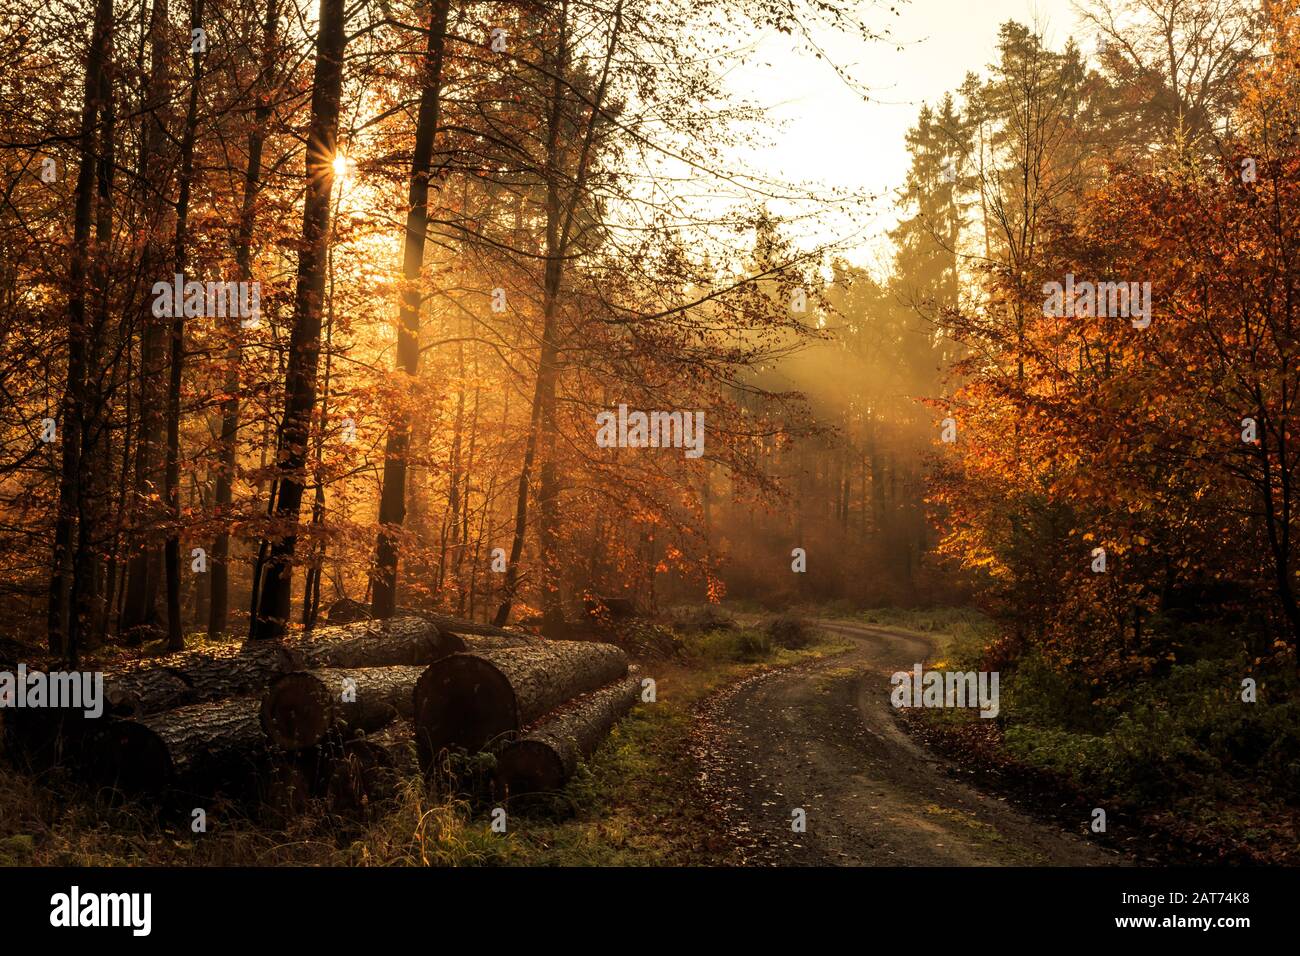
[[163, 0, 208, 651], [494, 0, 624, 630], [371, 0, 452, 619], [210, 0, 280, 637], [120, 0, 173, 643], [250, 0, 348, 638], [48, 0, 114, 661]]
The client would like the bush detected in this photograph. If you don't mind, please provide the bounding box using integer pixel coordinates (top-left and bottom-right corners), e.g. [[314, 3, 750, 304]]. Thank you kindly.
[[684, 626, 772, 662], [766, 615, 810, 649], [1001, 653, 1300, 806], [1002, 649, 1105, 734], [670, 605, 736, 635], [735, 629, 773, 661]]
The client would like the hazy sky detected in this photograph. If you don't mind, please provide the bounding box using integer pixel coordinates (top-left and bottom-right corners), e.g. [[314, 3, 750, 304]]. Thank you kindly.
[[727, 0, 1091, 263]]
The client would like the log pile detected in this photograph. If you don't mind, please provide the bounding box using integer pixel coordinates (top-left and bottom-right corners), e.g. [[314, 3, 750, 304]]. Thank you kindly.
[[494, 667, 642, 795], [413, 640, 630, 766], [3, 609, 642, 810]]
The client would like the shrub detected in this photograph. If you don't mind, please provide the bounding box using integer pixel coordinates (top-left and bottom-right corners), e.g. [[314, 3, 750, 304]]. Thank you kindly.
[[671, 605, 736, 635], [684, 626, 772, 662], [766, 615, 810, 649]]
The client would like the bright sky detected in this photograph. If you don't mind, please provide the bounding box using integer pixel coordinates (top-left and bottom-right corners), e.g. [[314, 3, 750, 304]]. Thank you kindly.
[[727, 0, 1091, 265]]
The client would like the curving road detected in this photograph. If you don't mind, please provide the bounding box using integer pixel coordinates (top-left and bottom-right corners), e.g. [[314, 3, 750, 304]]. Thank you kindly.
[[690, 620, 1126, 866]]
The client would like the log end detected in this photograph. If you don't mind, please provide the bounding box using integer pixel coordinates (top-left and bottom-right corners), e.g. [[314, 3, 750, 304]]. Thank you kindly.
[[413, 654, 518, 770], [86, 720, 172, 794], [495, 740, 566, 796]]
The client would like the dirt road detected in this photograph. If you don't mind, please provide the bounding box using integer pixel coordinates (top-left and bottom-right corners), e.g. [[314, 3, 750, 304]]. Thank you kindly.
[[691, 620, 1125, 866]]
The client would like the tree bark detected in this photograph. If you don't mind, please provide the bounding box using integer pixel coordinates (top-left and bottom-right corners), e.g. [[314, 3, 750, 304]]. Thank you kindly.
[[326, 597, 534, 640], [287, 616, 454, 668], [372, 0, 452, 618], [251, 0, 347, 638], [90, 696, 268, 795], [494, 669, 640, 795], [260, 664, 422, 750], [210, 0, 279, 637], [121, 0, 172, 645], [163, 0, 207, 652], [49, 0, 114, 662], [94, 617, 448, 722], [102, 641, 303, 718], [413, 640, 628, 766]]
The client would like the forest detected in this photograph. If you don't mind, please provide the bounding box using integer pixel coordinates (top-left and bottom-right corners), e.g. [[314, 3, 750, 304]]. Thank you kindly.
[[0, 0, 1297, 880]]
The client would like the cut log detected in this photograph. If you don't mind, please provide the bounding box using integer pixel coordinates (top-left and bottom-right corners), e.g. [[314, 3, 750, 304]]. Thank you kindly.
[[358, 719, 416, 766], [103, 642, 303, 718], [327, 598, 536, 641], [260, 664, 422, 750], [88, 696, 268, 795], [455, 634, 534, 653], [5, 652, 264, 769], [289, 617, 454, 668], [12, 620, 440, 768], [96, 617, 445, 722], [495, 670, 641, 795], [416, 613, 534, 641], [103, 667, 194, 717], [413, 641, 629, 766], [25, 618, 444, 777]]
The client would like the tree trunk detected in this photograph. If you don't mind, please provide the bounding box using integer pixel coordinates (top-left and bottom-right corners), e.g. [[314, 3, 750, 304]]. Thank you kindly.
[[251, 0, 347, 638], [48, 0, 114, 662], [413, 640, 628, 766], [260, 664, 423, 750], [325, 597, 534, 640], [81, 39, 118, 651], [372, 0, 452, 618], [494, 9, 570, 629], [495, 1, 623, 630], [91, 696, 268, 795], [163, 0, 207, 652], [494, 669, 640, 795], [121, 0, 172, 645], [102, 641, 303, 718], [210, 0, 279, 638], [287, 616, 455, 668], [95, 617, 450, 722]]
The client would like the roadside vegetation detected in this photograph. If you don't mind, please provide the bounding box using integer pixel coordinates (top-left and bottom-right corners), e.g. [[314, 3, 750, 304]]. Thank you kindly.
[[881, 606, 1300, 864]]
